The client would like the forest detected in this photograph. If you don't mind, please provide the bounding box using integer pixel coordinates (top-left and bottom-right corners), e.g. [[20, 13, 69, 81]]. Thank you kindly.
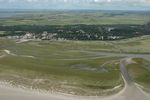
[[0, 23, 150, 40]]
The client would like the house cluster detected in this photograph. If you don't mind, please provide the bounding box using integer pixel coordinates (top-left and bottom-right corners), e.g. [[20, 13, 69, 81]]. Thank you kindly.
[[23, 32, 58, 40], [6, 32, 59, 40], [5, 31, 123, 40]]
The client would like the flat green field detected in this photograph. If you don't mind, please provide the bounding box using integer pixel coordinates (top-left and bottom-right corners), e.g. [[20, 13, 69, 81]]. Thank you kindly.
[[0, 39, 123, 96], [127, 58, 150, 92], [111, 35, 150, 54], [0, 11, 150, 25]]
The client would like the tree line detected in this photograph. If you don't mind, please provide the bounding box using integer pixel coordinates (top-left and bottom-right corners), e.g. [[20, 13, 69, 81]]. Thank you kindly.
[[0, 23, 150, 40]]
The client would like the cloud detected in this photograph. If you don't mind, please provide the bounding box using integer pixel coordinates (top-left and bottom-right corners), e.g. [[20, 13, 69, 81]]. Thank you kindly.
[[0, 0, 149, 5], [0, 0, 150, 10]]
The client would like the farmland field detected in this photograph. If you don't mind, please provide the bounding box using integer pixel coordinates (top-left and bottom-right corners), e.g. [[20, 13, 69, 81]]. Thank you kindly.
[[0, 10, 150, 26]]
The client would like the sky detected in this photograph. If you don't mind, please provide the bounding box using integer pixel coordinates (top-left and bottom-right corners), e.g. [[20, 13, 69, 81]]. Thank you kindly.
[[0, 0, 150, 10]]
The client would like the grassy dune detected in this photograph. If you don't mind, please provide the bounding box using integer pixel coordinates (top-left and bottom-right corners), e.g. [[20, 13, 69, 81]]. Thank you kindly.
[[0, 35, 150, 95], [127, 58, 150, 92], [0, 39, 123, 96], [1, 35, 150, 54], [111, 35, 150, 54]]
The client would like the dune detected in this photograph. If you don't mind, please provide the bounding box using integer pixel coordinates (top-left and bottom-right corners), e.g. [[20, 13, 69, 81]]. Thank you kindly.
[[0, 58, 150, 100]]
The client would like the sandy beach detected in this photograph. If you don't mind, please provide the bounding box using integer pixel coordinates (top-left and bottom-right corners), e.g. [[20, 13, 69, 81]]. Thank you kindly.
[[0, 79, 150, 100]]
